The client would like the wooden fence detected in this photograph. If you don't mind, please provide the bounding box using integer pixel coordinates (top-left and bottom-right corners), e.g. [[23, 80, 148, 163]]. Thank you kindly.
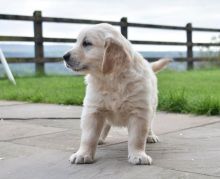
[[0, 11, 220, 74]]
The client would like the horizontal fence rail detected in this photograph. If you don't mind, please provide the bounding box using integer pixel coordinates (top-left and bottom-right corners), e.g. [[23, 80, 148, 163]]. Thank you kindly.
[[0, 11, 220, 74], [1, 36, 219, 47], [0, 14, 33, 21], [42, 16, 121, 25], [128, 22, 186, 30], [192, 27, 220, 32], [6, 57, 220, 64]]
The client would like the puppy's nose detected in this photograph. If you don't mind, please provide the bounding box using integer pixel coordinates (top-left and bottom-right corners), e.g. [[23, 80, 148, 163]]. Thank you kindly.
[[63, 52, 71, 61]]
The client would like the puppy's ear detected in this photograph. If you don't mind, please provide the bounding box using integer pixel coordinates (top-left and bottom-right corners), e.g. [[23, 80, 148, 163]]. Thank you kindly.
[[102, 37, 131, 74]]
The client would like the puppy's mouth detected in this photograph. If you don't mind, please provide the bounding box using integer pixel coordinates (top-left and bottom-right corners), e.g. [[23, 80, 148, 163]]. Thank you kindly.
[[72, 66, 88, 72], [65, 61, 88, 72]]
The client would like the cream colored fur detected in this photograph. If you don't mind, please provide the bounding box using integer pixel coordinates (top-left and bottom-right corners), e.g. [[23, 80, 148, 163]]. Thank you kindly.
[[65, 23, 170, 165]]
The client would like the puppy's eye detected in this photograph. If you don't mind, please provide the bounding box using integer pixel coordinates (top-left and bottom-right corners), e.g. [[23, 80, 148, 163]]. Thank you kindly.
[[82, 40, 92, 47]]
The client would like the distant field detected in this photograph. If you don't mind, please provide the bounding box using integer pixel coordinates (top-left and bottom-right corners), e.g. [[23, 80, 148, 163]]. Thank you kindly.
[[0, 69, 219, 115]]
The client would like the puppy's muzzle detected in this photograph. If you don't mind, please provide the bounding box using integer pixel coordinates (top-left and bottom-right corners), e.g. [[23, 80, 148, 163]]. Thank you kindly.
[[63, 52, 87, 71]]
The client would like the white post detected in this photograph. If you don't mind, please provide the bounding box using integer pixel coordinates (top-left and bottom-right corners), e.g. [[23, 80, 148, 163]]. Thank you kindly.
[[0, 49, 16, 85]]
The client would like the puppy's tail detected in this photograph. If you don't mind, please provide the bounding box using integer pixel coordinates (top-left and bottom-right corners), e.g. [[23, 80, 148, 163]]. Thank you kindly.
[[151, 58, 173, 73]]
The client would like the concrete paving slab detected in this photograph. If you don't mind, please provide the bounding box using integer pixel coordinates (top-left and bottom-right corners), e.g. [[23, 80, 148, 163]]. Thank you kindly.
[[0, 141, 218, 179], [11, 127, 129, 151], [12, 119, 82, 130], [0, 100, 28, 106], [97, 122, 220, 178], [0, 120, 66, 141], [0, 103, 81, 118], [152, 122, 220, 177], [1, 120, 219, 178], [0, 101, 220, 178], [155, 112, 220, 135], [0, 141, 54, 159], [12, 130, 81, 151], [1, 100, 220, 134], [7, 112, 220, 151]]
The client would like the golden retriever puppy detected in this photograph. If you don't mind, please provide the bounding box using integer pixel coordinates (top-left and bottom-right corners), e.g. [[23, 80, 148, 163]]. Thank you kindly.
[[63, 23, 171, 165]]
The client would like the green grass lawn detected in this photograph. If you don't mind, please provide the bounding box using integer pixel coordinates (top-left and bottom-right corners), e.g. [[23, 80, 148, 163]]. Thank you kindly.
[[0, 75, 85, 105], [158, 69, 220, 115], [0, 69, 220, 115]]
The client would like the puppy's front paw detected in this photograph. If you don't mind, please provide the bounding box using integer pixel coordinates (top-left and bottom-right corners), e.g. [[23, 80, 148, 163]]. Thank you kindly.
[[147, 134, 159, 143], [128, 152, 152, 165], [69, 152, 93, 164]]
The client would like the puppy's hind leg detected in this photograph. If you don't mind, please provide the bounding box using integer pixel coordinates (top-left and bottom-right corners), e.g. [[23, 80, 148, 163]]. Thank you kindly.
[[98, 122, 111, 145], [147, 108, 159, 143], [147, 129, 159, 143]]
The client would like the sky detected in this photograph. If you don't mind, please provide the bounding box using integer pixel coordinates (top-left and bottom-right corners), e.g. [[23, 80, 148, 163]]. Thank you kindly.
[[0, 0, 220, 51]]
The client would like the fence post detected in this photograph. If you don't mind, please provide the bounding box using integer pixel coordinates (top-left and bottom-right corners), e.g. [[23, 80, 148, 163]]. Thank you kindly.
[[186, 23, 193, 70], [33, 11, 44, 75], [120, 17, 128, 38]]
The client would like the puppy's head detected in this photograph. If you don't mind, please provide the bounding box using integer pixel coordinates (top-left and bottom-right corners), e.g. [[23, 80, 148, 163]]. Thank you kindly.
[[63, 23, 132, 75]]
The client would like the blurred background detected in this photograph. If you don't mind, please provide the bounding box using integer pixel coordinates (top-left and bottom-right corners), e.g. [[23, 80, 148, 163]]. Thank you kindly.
[[0, 0, 219, 115], [0, 0, 220, 76]]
